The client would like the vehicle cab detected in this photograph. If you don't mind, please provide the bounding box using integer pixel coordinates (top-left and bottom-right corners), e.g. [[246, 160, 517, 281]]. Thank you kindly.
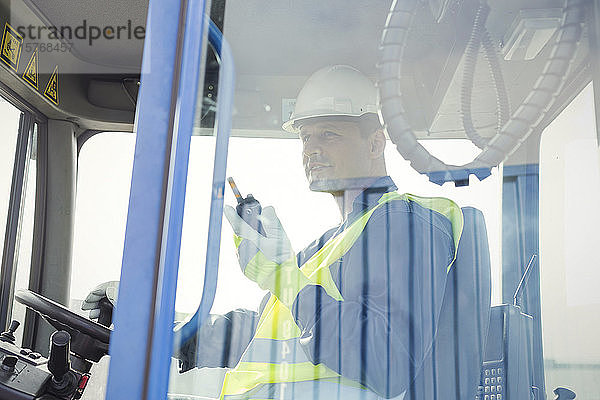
[[0, 0, 599, 399]]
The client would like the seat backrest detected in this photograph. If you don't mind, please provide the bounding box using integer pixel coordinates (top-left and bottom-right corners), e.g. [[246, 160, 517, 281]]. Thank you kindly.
[[406, 206, 492, 400]]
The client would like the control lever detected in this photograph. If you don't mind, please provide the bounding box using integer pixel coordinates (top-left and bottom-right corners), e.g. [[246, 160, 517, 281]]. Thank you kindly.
[[48, 331, 71, 379], [0, 320, 19, 344], [48, 330, 77, 397]]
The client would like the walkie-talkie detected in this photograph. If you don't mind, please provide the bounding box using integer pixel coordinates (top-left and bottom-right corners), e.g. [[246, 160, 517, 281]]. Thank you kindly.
[[227, 177, 267, 236]]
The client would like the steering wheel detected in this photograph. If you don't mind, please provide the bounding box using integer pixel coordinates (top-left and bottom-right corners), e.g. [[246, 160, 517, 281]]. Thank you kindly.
[[15, 289, 111, 362]]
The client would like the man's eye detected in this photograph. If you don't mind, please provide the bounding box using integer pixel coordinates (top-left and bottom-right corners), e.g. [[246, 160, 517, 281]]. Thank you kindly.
[[323, 131, 339, 138]]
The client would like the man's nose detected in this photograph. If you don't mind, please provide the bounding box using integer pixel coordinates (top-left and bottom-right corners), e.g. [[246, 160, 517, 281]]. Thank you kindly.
[[302, 135, 322, 156]]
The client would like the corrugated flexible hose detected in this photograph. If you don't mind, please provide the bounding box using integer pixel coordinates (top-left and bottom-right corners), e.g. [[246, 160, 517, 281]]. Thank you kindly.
[[378, 0, 585, 184], [460, 1, 511, 150]]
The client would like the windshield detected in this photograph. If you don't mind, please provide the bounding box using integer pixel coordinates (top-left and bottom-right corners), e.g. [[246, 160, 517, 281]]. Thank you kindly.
[[159, 1, 598, 400]]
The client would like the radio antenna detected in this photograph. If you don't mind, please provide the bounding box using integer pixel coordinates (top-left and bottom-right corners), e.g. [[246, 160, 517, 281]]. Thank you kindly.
[[513, 254, 537, 307]]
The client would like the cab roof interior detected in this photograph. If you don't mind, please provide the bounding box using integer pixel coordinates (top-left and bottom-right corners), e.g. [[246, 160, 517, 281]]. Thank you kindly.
[[0, 0, 592, 144]]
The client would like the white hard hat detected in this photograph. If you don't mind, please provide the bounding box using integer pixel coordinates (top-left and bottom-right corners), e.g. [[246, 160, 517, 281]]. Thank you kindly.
[[282, 65, 379, 133]]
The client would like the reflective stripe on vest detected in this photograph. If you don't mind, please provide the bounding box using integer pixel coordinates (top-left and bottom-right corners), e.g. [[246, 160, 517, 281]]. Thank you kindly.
[[220, 192, 464, 398]]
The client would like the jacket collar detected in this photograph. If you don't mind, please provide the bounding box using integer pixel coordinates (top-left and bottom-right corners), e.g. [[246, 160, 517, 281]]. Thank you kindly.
[[345, 176, 397, 223]]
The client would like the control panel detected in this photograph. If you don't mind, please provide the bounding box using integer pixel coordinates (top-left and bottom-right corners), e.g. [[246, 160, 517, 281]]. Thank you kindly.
[[0, 322, 90, 400]]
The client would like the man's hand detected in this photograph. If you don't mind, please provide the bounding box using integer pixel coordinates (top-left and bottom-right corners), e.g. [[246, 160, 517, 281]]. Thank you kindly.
[[81, 281, 119, 320], [224, 205, 310, 306], [224, 205, 294, 264]]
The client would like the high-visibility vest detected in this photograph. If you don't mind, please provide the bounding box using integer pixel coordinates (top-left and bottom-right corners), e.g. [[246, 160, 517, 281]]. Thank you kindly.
[[220, 192, 464, 399]]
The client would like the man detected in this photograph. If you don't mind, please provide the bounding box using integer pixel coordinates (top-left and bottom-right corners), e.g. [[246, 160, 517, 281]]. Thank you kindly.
[[83, 65, 462, 399]]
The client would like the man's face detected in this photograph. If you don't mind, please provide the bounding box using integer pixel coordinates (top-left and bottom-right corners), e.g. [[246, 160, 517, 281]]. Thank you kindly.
[[299, 119, 373, 189]]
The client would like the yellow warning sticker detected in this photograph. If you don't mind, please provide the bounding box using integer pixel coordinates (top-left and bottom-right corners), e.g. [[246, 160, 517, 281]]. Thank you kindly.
[[44, 65, 59, 105], [0, 23, 23, 72], [22, 48, 39, 89]]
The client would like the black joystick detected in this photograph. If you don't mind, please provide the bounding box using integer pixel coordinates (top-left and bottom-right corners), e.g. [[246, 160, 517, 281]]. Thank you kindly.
[[0, 320, 20, 344], [47, 330, 79, 398], [48, 330, 71, 380]]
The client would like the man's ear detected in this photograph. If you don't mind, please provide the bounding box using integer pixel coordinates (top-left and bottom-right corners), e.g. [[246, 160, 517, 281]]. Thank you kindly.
[[369, 129, 386, 159]]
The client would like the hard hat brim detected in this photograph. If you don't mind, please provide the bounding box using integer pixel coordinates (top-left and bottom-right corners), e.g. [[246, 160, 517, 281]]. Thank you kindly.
[[282, 111, 376, 133]]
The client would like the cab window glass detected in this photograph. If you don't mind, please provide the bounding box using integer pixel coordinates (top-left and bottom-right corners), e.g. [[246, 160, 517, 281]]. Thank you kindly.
[[71, 132, 135, 308], [0, 98, 37, 345], [0, 97, 22, 264], [10, 123, 37, 345], [540, 82, 600, 399]]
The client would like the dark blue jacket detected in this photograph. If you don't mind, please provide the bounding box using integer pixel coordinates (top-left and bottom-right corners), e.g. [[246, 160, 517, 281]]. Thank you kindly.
[[291, 176, 455, 397], [177, 176, 455, 398]]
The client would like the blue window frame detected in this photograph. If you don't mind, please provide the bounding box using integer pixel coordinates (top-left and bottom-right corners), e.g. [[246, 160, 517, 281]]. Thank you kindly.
[[106, 0, 210, 398]]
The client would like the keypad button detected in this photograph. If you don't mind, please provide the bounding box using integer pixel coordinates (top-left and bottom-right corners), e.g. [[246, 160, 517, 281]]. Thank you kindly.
[[485, 378, 490, 385], [485, 386, 489, 393], [498, 377, 502, 383], [491, 378, 496, 384], [19, 348, 31, 355], [498, 368, 503, 375], [28, 352, 41, 360], [491, 386, 496, 393], [497, 395, 502, 400], [491, 369, 496, 375], [491, 395, 496, 400], [497, 386, 502, 392], [485, 369, 490, 376], [485, 396, 489, 400]]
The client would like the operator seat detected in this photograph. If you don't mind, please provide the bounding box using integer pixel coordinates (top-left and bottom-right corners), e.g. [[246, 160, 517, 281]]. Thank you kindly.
[[406, 206, 492, 399]]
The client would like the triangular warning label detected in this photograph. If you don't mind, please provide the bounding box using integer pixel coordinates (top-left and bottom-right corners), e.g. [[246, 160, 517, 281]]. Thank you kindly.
[[44, 65, 59, 105], [0, 23, 23, 72], [22, 48, 39, 89]]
